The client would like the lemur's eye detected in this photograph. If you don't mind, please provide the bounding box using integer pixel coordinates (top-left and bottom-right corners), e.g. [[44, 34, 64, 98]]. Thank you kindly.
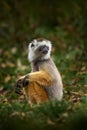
[[31, 43, 34, 48]]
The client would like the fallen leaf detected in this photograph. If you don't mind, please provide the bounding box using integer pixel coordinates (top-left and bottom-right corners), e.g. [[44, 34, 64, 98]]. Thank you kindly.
[[17, 59, 27, 70], [11, 47, 17, 54], [47, 118, 55, 125], [5, 75, 11, 83], [84, 84, 87, 88], [1, 63, 6, 68], [7, 62, 15, 67]]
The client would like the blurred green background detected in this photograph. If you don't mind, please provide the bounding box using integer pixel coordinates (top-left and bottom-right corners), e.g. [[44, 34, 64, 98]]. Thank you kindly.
[[0, 0, 87, 130]]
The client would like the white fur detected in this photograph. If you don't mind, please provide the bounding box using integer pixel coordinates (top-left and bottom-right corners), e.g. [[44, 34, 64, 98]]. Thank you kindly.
[[28, 39, 52, 62]]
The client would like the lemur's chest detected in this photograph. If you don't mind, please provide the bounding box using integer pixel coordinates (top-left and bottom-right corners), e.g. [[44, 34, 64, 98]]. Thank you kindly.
[[32, 62, 43, 72], [33, 64, 39, 71]]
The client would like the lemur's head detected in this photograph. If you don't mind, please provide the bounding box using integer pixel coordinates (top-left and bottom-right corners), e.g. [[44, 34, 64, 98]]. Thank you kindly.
[[28, 39, 52, 62]]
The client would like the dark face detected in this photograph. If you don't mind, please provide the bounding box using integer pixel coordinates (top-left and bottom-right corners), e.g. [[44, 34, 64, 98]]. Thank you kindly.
[[30, 40, 49, 55], [38, 45, 49, 54]]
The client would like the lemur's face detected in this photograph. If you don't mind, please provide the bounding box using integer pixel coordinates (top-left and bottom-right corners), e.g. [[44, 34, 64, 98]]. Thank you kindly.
[[28, 39, 52, 62]]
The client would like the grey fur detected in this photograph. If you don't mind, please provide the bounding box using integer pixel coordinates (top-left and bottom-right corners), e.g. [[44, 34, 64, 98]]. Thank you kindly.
[[31, 58, 63, 101]]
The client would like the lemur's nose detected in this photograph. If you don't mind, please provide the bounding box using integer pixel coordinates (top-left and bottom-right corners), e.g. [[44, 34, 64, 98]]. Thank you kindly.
[[39, 45, 49, 54]]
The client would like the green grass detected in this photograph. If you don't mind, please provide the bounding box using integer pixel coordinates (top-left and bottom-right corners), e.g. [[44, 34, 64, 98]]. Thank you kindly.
[[0, 1, 87, 129]]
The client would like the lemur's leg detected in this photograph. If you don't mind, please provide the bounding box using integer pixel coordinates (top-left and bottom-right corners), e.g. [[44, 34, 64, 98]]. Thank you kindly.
[[22, 71, 53, 87], [24, 82, 49, 105]]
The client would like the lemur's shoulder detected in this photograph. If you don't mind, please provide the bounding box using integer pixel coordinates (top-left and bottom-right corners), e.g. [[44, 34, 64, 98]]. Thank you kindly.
[[40, 58, 57, 71]]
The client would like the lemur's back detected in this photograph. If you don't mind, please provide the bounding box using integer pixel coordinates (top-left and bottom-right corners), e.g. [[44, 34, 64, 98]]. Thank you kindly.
[[31, 58, 63, 101]]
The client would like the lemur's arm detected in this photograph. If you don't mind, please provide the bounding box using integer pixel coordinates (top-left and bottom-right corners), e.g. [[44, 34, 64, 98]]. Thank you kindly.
[[15, 70, 53, 94], [23, 70, 53, 87]]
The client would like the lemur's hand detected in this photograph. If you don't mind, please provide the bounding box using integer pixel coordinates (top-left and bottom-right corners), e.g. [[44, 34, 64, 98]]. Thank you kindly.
[[22, 75, 30, 87], [14, 75, 29, 95]]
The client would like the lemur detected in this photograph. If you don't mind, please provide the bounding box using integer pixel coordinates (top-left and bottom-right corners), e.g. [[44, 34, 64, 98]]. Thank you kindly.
[[15, 38, 63, 105]]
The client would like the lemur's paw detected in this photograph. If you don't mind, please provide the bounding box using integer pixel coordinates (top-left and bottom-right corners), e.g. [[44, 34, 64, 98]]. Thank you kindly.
[[22, 75, 29, 87], [15, 75, 29, 94], [15, 79, 23, 95]]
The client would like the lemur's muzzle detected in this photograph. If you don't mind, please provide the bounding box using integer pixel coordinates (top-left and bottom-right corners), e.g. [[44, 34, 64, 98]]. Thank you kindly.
[[39, 45, 49, 54]]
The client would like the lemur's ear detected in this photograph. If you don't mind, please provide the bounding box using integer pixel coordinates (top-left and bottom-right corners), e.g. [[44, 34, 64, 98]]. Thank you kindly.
[[31, 43, 34, 48]]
